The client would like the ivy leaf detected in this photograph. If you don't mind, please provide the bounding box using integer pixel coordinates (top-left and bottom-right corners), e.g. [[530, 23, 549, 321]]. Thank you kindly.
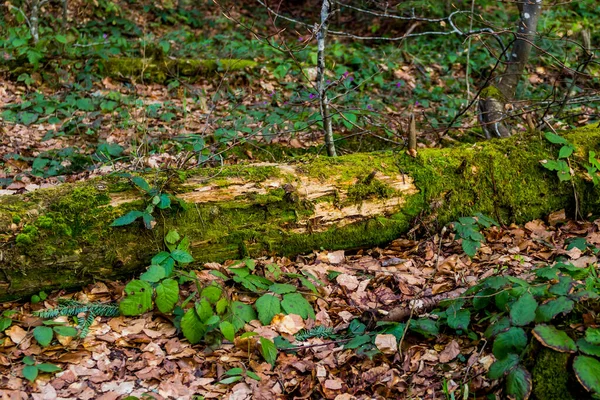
[[255, 294, 281, 326], [119, 280, 153, 316], [259, 337, 278, 366], [510, 292, 538, 326], [181, 308, 206, 344], [505, 365, 532, 400], [110, 210, 143, 227], [142, 212, 155, 229], [281, 293, 315, 320], [33, 326, 53, 347], [155, 279, 179, 313]]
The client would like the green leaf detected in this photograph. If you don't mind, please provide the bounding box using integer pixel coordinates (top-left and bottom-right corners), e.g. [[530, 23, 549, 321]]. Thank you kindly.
[[577, 339, 600, 357], [22, 365, 38, 382], [573, 355, 600, 394], [33, 326, 54, 347], [246, 371, 261, 381], [201, 286, 223, 304], [558, 145, 575, 159], [550, 276, 574, 296], [181, 308, 206, 344], [52, 326, 78, 337], [140, 264, 166, 283], [111, 210, 143, 227], [220, 321, 235, 341], [489, 353, 520, 380], [151, 251, 171, 265], [231, 301, 257, 331], [585, 328, 600, 345], [205, 315, 220, 325], [196, 299, 214, 323], [505, 365, 532, 400], [259, 337, 278, 366], [473, 288, 494, 310], [157, 194, 171, 209], [155, 279, 179, 313], [37, 363, 61, 373], [281, 293, 315, 320], [345, 334, 372, 349], [226, 368, 243, 376], [535, 297, 574, 323], [142, 212, 154, 229], [23, 356, 35, 365], [0, 317, 12, 331], [218, 376, 242, 384], [462, 238, 480, 258], [165, 230, 180, 244], [75, 98, 94, 111], [216, 298, 228, 315], [171, 249, 194, 264], [493, 327, 528, 359], [409, 318, 439, 337], [255, 294, 281, 326], [131, 176, 151, 192], [55, 35, 67, 44], [269, 283, 297, 294], [510, 292, 538, 326], [532, 324, 577, 353], [119, 280, 153, 316], [447, 308, 470, 331], [545, 131, 569, 145], [20, 112, 38, 126]]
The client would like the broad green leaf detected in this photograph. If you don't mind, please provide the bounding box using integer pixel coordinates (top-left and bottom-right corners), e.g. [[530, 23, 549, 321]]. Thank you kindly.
[[22, 365, 38, 382], [345, 334, 372, 349], [510, 292, 537, 326], [577, 339, 600, 357], [532, 324, 577, 353], [140, 264, 166, 283], [549, 276, 574, 296], [268, 283, 297, 295], [0, 317, 12, 331], [226, 368, 243, 376], [488, 353, 520, 380], [461, 238, 480, 258], [493, 327, 527, 359], [505, 365, 532, 400], [165, 230, 180, 244], [157, 194, 171, 209], [20, 112, 38, 126], [111, 210, 143, 227], [205, 315, 220, 325], [447, 308, 470, 331], [473, 288, 494, 310], [573, 355, 600, 394], [55, 35, 67, 44], [585, 328, 600, 345], [231, 301, 257, 331], [255, 294, 281, 326], [119, 280, 153, 316], [535, 297, 574, 323], [155, 279, 179, 313], [131, 176, 151, 192], [201, 285, 223, 304], [196, 299, 214, 323], [281, 293, 315, 320], [171, 249, 194, 264], [259, 337, 278, 366], [558, 145, 574, 159], [181, 308, 206, 344], [75, 98, 94, 111], [544, 131, 569, 145], [219, 376, 242, 384], [33, 326, 53, 347], [409, 318, 439, 337], [151, 251, 171, 265], [216, 298, 228, 315], [52, 326, 78, 337], [37, 363, 61, 373], [23, 356, 35, 365], [220, 321, 235, 341]]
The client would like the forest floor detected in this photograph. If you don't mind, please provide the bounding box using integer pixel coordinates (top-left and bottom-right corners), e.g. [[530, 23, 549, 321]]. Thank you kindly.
[[1, 212, 598, 399]]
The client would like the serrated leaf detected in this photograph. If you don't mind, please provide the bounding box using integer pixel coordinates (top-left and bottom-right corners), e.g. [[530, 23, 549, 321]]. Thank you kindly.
[[493, 327, 528, 359], [171, 249, 194, 264], [37, 363, 61, 373], [532, 324, 577, 353], [510, 292, 538, 326], [201, 285, 223, 304], [22, 365, 38, 382], [489, 353, 520, 379], [181, 308, 206, 344], [585, 328, 600, 345], [462, 238, 480, 258], [140, 264, 166, 283], [119, 280, 153, 316], [231, 301, 257, 331], [151, 251, 171, 265], [33, 326, 53, 347], [52, 326, 78, 337], [255, 294, 280, 326], [573, 355, 600, 394], [131, 176, 151, 192], [506, 365, 532, 400], [281, 293, 315, 320], [196, 299, 214, 323], [269, 283, 297, 294], [447, 308, 470, 330], [155, 279, 179, 313], [259, 337, 278, 366], [111, 210, 143, 227], [577, 339, 600, 357], [220, 321, 235, 341], [165, 230, 180, 244], [545, 131, 569, 144], [535, 297, 574, 323]]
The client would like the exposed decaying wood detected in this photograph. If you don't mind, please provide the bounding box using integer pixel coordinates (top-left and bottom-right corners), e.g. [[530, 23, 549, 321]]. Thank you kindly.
[[0, 126, 599, 301]]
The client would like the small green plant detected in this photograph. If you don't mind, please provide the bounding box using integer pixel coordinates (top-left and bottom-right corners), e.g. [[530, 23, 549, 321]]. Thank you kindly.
[[218, 367, 261, 385], [452, 213, 498, 257], [21, 356, 62, 382], [32, 322, 78, 347], [541, 132, 600, 185], [0, 310, 17, 332], [30, 291, 47, 304]]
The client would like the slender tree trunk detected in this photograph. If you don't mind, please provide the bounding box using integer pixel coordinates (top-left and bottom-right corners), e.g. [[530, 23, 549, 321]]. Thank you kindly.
[[30, 0, 40, 43], [317, 0, 337, 157], [478, 0, 543, 138]]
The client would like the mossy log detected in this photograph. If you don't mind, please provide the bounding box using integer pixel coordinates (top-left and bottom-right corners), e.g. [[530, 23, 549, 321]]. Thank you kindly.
[[1, 127, 600, 301], [102, 58, 258, 83]]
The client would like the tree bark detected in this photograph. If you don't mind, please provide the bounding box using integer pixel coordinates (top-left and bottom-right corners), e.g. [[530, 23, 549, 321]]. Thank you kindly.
[[478, 0, 543, 138], [1, 127, 599, 301]]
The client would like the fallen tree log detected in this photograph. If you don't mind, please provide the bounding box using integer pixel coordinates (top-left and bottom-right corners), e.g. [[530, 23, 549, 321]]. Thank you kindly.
[[1, 126, 599, 301]]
